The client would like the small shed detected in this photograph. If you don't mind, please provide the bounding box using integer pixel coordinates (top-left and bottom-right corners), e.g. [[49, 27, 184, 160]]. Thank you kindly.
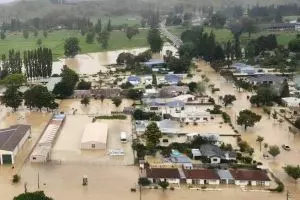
[[81, 123, 108, 150], [128, 76, 141, 86]]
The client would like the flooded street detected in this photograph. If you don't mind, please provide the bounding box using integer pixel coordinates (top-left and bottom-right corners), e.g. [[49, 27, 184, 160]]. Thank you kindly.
[[196, 60, 300, 198], [52, 44, 178, 75]]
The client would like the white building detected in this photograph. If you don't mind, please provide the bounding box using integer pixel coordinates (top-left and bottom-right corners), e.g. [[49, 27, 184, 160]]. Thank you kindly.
[[282, 97, 300, 107], [230, 169, 271, 186], [80, 123, 108, 150], [184, 169, 220, 185], [0, 125, 31, 165]]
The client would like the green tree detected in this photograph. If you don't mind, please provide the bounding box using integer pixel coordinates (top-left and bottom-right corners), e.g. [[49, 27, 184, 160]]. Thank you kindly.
[[126, 27, 139, 39], [0, 31, 5, 40], [34, 29, 38, 37], [81, 96, 90, 106], [256, 136, 264, 152], [36, 38, 42, 46], [1, 73, 26, 87], [14, 191, 53, 200], [210, 13, 226, 28], [268, 145, 280, 159], [97, 31, 110, 49], [126, 89, 143, 100], [23, 30, 29, 39], [2, 86, 23, 111], [295, 118, 300, 129], [280, 79, 290, 98], [241, 17, 256, 37], [144, 122, 162, 152], [223, 94, 236, 107], [284, 165, 300, 182], [43, 30, 48, 38], [86, 32, 95, 44], [158, 181, 169, 191], [152, 73, 157, 86], [178, 42, 196, 60], [64, 37, 80, 57], [237, 109, 262, 130], [107, 18, 112, 32], [95, 18, 102, 33], [112, 97, 122, 108], [147, 28, 163, 53], [138, 177, 151, 186]]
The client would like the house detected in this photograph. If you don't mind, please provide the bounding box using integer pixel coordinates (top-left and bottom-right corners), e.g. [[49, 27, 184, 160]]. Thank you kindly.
[[217, 169, 235, 184], [230, 169, 270, 186], [146, 168, 181, 184], [267, 23, 296, 31], [165, 74, 181, 85], [159, 86, 189, 98], [30, 114, 65, 163], [0, 124, 31, 165], [38, 77, 62, 92], [80, 123, 108, 150], [135, 120, 180, 135], [282, 97, 300, 107], [143, 59, 165, 68], [172, 94, 196, 102], [199, 144, 236, 164], [232, 63, 256, 75], [184, 169, 220, 185], [246, 74, 285, 85], [92, 88, 121, 98], [128, 76, 141, 86]]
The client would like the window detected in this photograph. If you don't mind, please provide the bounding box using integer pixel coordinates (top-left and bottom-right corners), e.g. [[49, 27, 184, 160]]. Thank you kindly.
[[33, 157, 36, 160], [91, 144, 95, 148], [212, 158, 219, 162]]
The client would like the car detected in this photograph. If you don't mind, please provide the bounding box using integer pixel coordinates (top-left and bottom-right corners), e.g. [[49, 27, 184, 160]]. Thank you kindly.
[[282, 145, 291, 151]]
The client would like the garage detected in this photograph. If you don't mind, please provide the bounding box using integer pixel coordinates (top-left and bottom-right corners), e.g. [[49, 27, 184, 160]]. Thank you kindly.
[[80, 123, 108, 150], [2, 154, 12, 164]]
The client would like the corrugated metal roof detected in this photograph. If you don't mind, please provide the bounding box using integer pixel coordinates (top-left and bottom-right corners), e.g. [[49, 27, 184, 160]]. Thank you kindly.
[[0, 124, 30, 151], [217, 169, 234, 180]]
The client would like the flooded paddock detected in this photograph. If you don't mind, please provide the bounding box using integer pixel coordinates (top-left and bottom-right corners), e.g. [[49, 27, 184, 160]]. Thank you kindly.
[[52, 44, 178, 75]]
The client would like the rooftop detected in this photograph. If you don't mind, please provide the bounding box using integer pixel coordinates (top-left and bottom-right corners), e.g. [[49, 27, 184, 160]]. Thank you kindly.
[[247, 74, 285, 83], [146, 168, 180, 179], [184, 169, 220, 180], [81, 122, 108, 144], [230, 169, 270, 181], [0, 124, 31, 152], [217, 169, 234, 180]]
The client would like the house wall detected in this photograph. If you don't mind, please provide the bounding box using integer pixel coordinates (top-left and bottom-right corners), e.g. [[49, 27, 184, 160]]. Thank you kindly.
[[208, 180, 220, 185], [235, 180, 248, 186], [150, 178, 180, 184], [187, 179, 220, 185]]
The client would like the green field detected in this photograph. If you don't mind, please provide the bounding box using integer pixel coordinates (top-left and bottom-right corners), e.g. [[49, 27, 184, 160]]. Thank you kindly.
[[168, 27, 298, 46], [0, 29, 148, 59]]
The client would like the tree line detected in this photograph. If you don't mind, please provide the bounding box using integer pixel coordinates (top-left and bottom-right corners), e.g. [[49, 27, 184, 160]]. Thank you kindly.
[[0, 47, 53, 80]]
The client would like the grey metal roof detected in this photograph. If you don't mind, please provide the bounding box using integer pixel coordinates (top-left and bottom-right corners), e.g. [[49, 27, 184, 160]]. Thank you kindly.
[[217, 169, 234, 180], [0, 124, 30, 152], [199, 144, 224, 158], [247, 75, 285, 83]]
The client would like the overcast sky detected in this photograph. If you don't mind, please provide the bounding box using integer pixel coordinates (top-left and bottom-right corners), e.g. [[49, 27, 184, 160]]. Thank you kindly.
[[0, 0, 18, 4]]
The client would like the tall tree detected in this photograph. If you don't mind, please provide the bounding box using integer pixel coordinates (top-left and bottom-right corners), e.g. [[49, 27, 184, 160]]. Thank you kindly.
[[147, 28, 163, 53], [1, 74, 26, 87], [95, 18, 102, 33], [241, 17, 256, 37], [126, 27, 139, 40], [144, 122, 162, 152], [64, 37, 80, 57], [256, 136, 264, 152], [107, 18, 112, 32], [223, 94, 236, 107], [112, 97, 122, 108], [97, 31, 110, 49], [237, 109, 262, 130], [43, 30, 48, 38], [280, 79, 290, 98], [2, 86, 23, 111], [81, 96, 90, 106], [86, 31, 95, 44], [23, 30, 29, 39], [0, 31, 5, 40]]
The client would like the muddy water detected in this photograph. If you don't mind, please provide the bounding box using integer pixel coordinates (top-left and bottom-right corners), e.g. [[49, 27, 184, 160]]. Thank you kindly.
[[53, 44, 177, 75], [197, 60, 300, 197]]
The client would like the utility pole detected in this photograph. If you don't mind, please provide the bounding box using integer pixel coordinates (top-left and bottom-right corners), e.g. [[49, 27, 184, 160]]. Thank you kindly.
[[286, 190, 291, 200], [37, 172, 40, 189]]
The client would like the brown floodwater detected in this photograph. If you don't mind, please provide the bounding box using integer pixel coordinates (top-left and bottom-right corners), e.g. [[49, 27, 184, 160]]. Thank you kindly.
[[53, 44, 178, 75]]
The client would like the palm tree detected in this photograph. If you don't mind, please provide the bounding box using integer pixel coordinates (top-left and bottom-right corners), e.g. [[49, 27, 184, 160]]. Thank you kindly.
[[256, 136, 264, 152]]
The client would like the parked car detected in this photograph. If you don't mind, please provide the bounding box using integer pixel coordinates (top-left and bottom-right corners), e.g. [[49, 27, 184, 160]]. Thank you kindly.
[[282, 145, 291, 151]]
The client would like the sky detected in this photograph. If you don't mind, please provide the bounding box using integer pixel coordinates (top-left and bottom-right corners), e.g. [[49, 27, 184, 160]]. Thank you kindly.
[[0, 0, 18, 4]]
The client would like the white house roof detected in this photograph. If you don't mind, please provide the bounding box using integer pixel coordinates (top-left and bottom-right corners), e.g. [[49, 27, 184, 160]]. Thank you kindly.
[[282, 97, 300, 107], [81, 123, 108, 144]]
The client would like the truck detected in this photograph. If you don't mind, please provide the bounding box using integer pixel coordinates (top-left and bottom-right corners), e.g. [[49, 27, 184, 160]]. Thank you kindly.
[[120, 132, 127, 143]]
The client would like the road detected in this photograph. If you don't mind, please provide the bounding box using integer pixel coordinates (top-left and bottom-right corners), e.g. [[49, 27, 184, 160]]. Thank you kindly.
[[159, 21, 183, 48]]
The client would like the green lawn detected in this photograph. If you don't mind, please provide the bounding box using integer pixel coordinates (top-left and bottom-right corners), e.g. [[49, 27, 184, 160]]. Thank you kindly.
[[0, 29, 148, 59], [168, 26, 297, 46]]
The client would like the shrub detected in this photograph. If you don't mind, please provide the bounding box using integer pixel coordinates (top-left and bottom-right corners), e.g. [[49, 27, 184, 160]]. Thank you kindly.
[[154, 185, 158, 189], [138, 177, 151, 186], [77, 79, 91, 90], [95, 115, 126, 120], [201, 185, 207, 189], [12, 174, 20, 183], [170, 186, 175, 190], [222, 112, 231, 123]]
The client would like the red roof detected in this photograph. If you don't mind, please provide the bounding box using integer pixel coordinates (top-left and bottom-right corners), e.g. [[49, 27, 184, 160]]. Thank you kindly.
[[146, 168, 180, 179], [184, 169, 219, 180], [230, 169, 270, 181]]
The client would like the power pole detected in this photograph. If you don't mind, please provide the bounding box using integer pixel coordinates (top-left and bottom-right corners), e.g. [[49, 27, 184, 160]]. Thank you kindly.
[[37, 172, 40, 189], [286, 190, 291, 200]]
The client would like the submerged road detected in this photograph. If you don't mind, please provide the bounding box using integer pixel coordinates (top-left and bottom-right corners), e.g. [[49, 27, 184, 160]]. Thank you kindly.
[[159, 21, 183, 48]]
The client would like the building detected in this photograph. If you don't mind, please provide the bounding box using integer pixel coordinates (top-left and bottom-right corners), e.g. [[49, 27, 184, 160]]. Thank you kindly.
[[199, 144, 236, 164], [184, 169, 220, 185], [167, 150, 193, 169], [135, 120, 180, 135], [217, 169, 235, 184], [127, 76, 141, 86], [246, 74, 285, 85], [143, 59, 165, 68], [282, 97, 300, 107], [91, 88, 121, 98], [165, 74, 181, 85], [0, 124, 31, 165], [30, 114, 65, 163], [146, 168, 181, 184], [38, 77, 62, 92], [232, 63, 256, 75], [159, 86, 189, 98], [81, 123, 108, 150], [267, 23, 296, 31], [230, 169, 271, 186]]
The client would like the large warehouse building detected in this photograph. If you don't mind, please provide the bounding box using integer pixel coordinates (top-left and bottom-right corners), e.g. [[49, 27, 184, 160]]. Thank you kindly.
[[0, 124, 31, 165], [81, 123, 108, 150]]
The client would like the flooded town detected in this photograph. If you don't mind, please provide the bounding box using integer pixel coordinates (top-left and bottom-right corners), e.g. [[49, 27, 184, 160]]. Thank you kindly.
[[1, 0, 300, 200]]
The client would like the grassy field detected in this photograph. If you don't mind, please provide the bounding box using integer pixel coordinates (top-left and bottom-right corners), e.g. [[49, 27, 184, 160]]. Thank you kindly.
[[0, 29, 148, 59], [168, 27, 298, 46]]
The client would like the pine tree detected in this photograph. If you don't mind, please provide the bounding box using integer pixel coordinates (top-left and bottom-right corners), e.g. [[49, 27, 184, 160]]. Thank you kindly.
[[107, 19, 112, 32]]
